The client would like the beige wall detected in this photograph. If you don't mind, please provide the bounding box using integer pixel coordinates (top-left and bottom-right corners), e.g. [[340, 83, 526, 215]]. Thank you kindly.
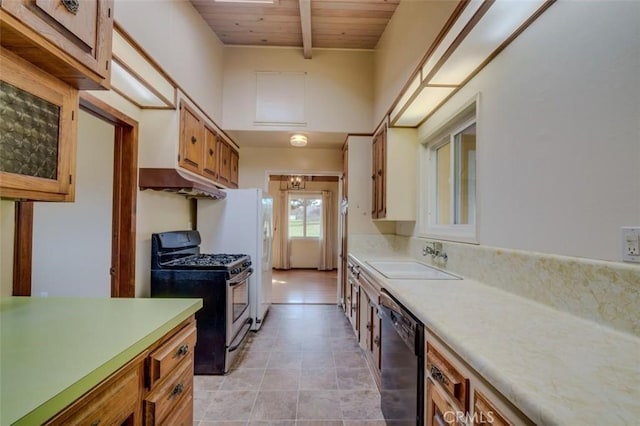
[[240, 147, 342, 190], [222, 47, 373, 133], [114, 0, 225, 119], [416, 1, 640, 262], [31, 111, 115, 297], [0, 200, 15, 296], [373, 1, 459, 127]]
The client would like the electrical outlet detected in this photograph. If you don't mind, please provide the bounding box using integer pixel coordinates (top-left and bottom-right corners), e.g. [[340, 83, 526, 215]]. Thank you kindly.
[[621, 227, 640, 263]]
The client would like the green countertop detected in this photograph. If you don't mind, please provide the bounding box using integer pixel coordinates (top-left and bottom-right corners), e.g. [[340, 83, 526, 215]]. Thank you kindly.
[[0, 297, 202, 425]]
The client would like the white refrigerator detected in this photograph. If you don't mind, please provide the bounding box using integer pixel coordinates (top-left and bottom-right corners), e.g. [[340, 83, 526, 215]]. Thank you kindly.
[[197, 188, 273, 331]]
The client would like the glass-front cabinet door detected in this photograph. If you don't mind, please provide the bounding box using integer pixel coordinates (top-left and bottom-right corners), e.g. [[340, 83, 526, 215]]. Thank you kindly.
[[0, 48, 78, 201]]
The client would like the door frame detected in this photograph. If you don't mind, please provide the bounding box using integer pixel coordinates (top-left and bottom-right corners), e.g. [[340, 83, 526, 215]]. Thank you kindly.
[[13, 92, 139, 297]]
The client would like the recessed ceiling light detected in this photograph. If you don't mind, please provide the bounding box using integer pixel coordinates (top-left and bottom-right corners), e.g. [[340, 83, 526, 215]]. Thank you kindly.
[[290, 134, 307, 147]]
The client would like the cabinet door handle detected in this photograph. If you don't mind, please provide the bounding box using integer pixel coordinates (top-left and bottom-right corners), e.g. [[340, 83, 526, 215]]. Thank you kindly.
[[366, 321, 371, 331], [191, 136, 197, 144], [62, 0, 80, 15], [430, 365, 449, 386], [377, 170, 382, 176], [168, 382, 184, 400], [374, 335, 380, 346], [209, 148, 215, 156], [174, 344, 189, 358]]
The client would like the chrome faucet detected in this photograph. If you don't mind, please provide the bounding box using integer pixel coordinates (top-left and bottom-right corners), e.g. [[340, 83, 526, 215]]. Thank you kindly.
[[422, 242, 448, 262]]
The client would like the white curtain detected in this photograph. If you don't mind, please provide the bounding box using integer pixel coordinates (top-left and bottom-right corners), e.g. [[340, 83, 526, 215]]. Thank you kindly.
[[273, 191, 291, 269], [318, 190, 334, 270]]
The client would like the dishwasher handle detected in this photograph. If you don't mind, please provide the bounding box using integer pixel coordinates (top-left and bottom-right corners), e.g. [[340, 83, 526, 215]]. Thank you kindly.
[[380, 291, 420, 354]]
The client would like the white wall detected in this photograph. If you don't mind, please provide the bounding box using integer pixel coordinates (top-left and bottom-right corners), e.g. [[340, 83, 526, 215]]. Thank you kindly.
[[31, 111, 115, 297], [347, 136, 394, 235], [114, 0, 226, 119], [240, 147, 342, 190], [416, 1, 640, 262], [0, 200, 15, 296], [373, 1, 459, 127], [223, 47, 373, 133]]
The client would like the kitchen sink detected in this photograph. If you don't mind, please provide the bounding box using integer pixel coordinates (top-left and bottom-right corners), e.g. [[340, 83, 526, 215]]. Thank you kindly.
[[366, 260, 461, 280]]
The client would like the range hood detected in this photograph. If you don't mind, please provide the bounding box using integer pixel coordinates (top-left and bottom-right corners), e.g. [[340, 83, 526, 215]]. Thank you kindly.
[[139, 168, 226, 199]]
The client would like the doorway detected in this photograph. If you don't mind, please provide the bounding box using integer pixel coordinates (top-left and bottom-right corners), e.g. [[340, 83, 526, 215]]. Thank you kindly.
[[13, 93, 138, 297], [267, 174, 341, 304]]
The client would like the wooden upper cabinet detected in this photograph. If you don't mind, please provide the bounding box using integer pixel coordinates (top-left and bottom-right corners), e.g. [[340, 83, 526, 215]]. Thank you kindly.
[[177, 100, 240, 189], [217, 140, 231, 186], [0, 0, 114, 90], [372, 124, 417, 221], [202, 125, 219, 180], [229, 148, 239, 189], [179, 103, 205, 175], [371, 128, 386, 219], [342, 145, 348, 201], [0, 47, 78, 202]]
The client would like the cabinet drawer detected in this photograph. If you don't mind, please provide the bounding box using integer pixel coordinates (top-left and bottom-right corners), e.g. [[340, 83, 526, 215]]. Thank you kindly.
[[148, 323, 196, 388], [426, 343, 469, 411], [144, 356, 194, 424], [160, 394, 193, 426], [46, 358, 140, 425], [474, 390, 512, 426]]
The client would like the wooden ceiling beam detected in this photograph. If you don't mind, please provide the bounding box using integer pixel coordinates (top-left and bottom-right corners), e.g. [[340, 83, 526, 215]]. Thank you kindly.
[[299, 0, 312, 59]]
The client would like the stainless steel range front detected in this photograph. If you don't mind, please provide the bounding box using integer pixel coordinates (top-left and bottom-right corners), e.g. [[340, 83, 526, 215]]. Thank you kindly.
[[150, 230, 253, 374]]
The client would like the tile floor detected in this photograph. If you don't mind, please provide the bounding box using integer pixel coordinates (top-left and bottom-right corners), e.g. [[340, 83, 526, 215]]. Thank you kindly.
[[271, 270, 338, 304], [194, 304, 384, 425]]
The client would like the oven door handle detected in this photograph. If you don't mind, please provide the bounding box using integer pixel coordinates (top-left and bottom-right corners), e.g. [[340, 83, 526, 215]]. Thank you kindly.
[[227, 317, 253, 352], [228, 268, 254, 286]]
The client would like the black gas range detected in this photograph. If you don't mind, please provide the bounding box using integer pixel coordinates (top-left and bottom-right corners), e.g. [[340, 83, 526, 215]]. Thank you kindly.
[[150, 230, 253, 374]]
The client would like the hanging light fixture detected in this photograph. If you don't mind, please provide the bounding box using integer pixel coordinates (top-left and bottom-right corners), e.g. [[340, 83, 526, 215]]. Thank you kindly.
[[290, 134, 308, 147], [288, 175, 305, 190]]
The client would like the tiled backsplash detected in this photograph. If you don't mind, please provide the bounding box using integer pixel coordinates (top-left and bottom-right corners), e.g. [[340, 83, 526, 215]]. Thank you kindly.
[[348, 234, 640, 337]]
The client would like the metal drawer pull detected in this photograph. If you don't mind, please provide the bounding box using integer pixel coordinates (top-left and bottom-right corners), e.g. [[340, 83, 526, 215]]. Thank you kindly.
[[90, 421, 100, 426], [168, 382, 184, 400], [174, 344, 189, 358], [431, 365, 449, 386]]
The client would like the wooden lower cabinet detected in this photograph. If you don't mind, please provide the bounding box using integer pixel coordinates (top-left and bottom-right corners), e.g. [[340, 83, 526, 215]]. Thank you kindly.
[[426, 378, 461, 426], [473, 390, 512, 426], [44, 316, 196, 426], [425, 332, 532, 426], [45, 353, 143, 426]]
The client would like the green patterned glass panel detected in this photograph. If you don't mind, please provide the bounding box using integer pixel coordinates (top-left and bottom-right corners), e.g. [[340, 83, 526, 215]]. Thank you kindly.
[[0, 81, 60, 180]]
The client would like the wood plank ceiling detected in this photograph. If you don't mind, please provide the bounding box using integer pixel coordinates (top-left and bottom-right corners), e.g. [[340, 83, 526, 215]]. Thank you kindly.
[[190, 0, 400, 54]]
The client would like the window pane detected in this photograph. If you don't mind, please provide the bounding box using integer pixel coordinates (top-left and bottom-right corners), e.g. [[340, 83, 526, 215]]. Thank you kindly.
[[289, 198, 304, 237], [306, 198, 322, 237], [436, 142, 451, 224], [455, 123, 476, 224]]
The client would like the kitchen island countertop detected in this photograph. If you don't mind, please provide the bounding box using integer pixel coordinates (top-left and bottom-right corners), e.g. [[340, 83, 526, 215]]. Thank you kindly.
[[349, 251, 640, 425], [0, 296, 202, 425]]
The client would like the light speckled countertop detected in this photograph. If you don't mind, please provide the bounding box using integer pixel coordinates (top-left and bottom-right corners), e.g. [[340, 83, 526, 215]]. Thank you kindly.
[[0, 297, 202, 425], [349, 251, 640, 425]]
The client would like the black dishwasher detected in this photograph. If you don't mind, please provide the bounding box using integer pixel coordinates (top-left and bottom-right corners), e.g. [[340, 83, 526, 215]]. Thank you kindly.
[[379, 290, 424, 425]]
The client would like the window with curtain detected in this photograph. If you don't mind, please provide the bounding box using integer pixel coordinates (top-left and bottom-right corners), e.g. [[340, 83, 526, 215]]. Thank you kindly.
[[288, 195, 322, 238]]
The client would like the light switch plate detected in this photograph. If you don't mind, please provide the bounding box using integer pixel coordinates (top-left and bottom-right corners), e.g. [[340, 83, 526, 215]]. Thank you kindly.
[[621, 227, 640, 263]]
